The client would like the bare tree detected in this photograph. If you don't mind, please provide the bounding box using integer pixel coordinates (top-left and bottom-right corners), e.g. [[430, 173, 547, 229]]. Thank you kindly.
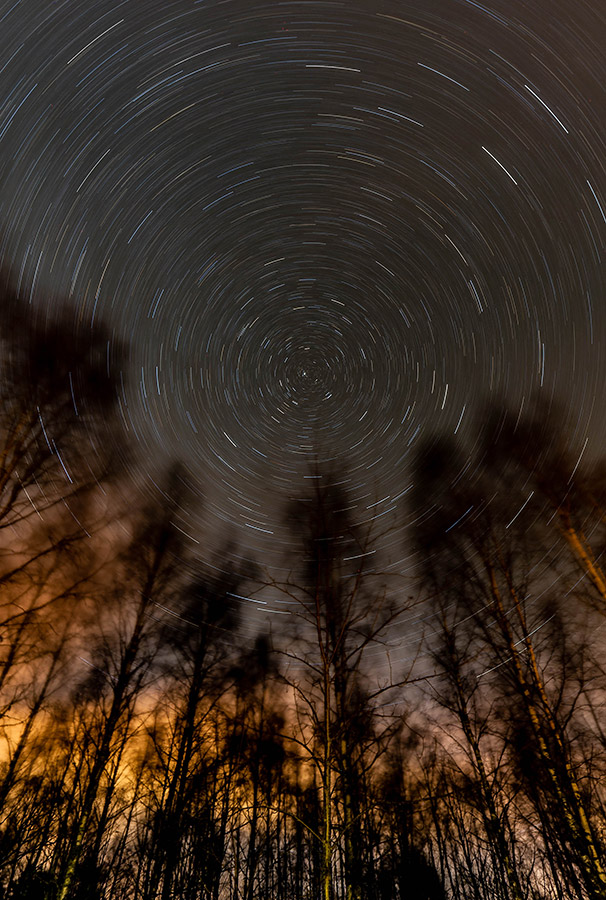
[[412, 427, 606, 899], [270, 469, 419, 900], [54, 467, 189, 900]]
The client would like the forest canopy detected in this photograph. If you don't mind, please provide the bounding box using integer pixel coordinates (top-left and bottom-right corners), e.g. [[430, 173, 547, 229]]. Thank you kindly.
[[0, 275, 605, 900]]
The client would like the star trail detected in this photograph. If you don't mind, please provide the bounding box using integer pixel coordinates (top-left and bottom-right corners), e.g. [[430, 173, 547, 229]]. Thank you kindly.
[[1, 0, 605, 572]]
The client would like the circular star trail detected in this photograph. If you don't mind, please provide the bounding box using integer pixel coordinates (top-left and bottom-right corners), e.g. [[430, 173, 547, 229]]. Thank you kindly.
[[1, 0, 605, 575]]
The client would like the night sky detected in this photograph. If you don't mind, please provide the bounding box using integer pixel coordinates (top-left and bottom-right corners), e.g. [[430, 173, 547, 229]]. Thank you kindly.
[[1, 0, 605, 593]]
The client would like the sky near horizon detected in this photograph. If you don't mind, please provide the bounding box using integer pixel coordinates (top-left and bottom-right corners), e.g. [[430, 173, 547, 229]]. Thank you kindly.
[[1, 0, 605, 588]]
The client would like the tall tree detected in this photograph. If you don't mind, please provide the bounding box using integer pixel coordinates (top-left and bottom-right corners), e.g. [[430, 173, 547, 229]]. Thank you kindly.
[[54, 467, 189, 900], [412, 429, 606, 898], [273, 469, 410, 900], [141, 550, 247, 900]]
